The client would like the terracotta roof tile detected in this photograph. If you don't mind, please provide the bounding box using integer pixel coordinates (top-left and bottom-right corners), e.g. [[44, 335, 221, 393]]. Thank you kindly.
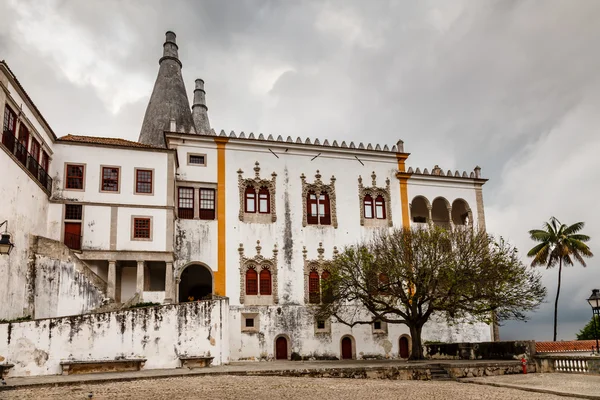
[[536, 340, 597, 353], [58, 134, 160, 149]]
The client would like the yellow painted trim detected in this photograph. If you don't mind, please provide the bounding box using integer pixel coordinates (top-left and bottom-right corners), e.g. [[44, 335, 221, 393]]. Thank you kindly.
[[214, 137, 229, 296], [396, 154, 411, 228]]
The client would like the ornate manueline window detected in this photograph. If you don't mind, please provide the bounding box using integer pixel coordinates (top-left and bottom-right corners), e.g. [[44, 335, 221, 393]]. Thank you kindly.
[[358, 172, 392, 227], [239, 240, 279, 305], [301, 171, 337, 228], [238, 162, 277, 223], [303, 242, 338, 304]]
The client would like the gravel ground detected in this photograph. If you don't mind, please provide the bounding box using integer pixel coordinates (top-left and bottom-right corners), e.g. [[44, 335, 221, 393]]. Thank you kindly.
[[1, 375, 576, 400], [468, 373, 600, 397]]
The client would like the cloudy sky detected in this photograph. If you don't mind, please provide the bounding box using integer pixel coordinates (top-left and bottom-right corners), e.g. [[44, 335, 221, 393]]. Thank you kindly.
[[1, 0, 599, 341]]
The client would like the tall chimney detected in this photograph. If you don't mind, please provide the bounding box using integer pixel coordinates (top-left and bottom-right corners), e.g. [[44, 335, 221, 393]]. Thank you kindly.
[[192, 79, 211, 134]]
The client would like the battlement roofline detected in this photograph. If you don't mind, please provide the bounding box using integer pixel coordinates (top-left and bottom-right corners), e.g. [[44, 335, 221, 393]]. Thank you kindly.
[[164, 129, 408, 160], [404, 164, 488, 183], [0, 60, 58, 141]]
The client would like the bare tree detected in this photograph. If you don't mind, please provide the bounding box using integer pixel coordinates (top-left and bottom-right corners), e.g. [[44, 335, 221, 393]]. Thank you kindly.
[[318, 227, 546, 360]]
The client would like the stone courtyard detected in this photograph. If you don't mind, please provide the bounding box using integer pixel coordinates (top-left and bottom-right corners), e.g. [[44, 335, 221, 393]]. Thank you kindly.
[[0, 375, 580, 400]]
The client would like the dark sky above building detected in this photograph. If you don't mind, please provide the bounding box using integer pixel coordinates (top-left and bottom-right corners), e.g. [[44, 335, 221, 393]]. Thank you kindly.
[[1, 0, 599, 341]]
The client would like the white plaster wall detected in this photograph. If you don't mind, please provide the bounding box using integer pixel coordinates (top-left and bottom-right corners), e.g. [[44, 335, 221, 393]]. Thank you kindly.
[[49, 144, 170, 207], [116, 207, 168, 252], [81, 205, 111, 250], [173, 142, 218, 183], [0, 151, 50, 319], [46, 204, 63, 242], [0, 299, 229, 377], [174, 219, 218, 274]]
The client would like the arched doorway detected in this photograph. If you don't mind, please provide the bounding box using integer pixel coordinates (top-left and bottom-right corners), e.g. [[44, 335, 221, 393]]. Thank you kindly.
[[275, 336, 288, 360], [178, 264, 213, 302], [399, 336, 410, 359], [341, 337, 353, 360]]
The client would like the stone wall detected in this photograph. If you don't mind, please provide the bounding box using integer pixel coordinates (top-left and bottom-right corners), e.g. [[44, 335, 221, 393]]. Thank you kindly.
[[424, 340, 535, 360], [0, 298, 229, 377]]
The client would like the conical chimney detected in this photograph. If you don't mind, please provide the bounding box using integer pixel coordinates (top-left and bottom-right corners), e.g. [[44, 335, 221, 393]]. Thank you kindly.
[[138, 31, 196, 147], [192, 79, 211, 134]]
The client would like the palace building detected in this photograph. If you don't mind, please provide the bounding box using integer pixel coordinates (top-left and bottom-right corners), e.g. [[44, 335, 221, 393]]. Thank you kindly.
[[0, 32, 490, 376]]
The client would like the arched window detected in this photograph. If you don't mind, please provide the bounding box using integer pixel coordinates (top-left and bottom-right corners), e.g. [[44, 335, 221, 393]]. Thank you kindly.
[[246, 268, 258, 295], [260, 269, 272, 295], [375, 195, 386, 219], [321, 270, 333, 303], [245, 186, 256, 213], [363, 194, 374, 219], [258, 187, 270, 214], [309, 270, 320, 304], [378, 273, 390, 294]]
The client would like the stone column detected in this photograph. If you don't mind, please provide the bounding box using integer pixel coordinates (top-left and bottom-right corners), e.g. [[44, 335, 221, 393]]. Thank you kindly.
[[427, 205, 433, 225], [136, 260, 145, 296], [107, 261, 117, 302], [447, 206, 454, 230], [164, 262, 174, 303]]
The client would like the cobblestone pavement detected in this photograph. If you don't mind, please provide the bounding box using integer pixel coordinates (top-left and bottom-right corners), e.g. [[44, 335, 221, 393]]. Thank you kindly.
[[467, 373, 600, 398], [1, 375, 577, 400]]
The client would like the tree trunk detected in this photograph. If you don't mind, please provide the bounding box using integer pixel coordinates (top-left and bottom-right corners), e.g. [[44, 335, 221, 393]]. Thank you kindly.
[[553, 258, 563, 341], [408, 323, 424, 360]]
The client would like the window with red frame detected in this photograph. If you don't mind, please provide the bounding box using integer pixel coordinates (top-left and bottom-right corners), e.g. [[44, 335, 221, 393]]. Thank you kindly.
[[178, 187, 194, 219], [30, 139, 40, 162], [375, 195, 386, 219], [133, 218, 151, 239], [259, 269, 272, 295], [244, 186, 256, 213], [258, 187, 270, 213], [309, 270, 320, 304], [18, 124, 29, 148], [307, 192, 331, 225], [246, 268, 258, 295], [41, 151, 49, 171], [3, 105, 16, 134], [199, 188, 215, 220], [364, 194, 374, 219], [135, 169, 153, 194], [66, 164, 84, 189], [101, 167, 119, 192]]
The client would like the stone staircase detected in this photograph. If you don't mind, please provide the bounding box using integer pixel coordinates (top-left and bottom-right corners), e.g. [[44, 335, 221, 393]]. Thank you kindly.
[[429, 364, 452, 381]]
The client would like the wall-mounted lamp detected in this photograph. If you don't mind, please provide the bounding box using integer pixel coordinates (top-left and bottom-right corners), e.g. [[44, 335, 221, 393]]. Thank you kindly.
[[0, 220, 14, 255]]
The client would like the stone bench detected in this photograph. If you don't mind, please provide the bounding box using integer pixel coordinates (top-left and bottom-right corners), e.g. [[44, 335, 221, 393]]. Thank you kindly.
[[179, 356, 214, 369], [60, 358, 146, 375], [0, 363, 14, 378]]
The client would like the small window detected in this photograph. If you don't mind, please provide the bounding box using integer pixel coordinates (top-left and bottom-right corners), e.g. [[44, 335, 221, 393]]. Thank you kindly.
[[178, 187, 194, 219], [364, 194, 374, 219], [66, 164, 85, 190], [18, 124, 29, 149], [245, 186, 256, 213], [309, 270, 320, 304], [260, 269, 272, 295], [3, 105, 17, 134], [317, 320, 325, 330], [245, 318, 255, 328], [65, 204, 82, 220], [199, 188, 216, 220], [135, 169, 153, 194], [41, 151, 49, 172], [246, 268, 258, 295], [101, 167, 119, 192], [30, 139, 40, 162], [258, 187, 270, 214], [375, 195, 386, 219], [188, 154, 206, 166], [374, 321, 382, 330], [133, 217, 151, 239]]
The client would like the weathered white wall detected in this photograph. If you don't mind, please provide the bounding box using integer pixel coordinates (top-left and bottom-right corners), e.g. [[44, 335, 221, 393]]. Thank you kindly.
[[0, 299, 229, 377], [116, 207, 169, 252], [81, 205, 111, 250]]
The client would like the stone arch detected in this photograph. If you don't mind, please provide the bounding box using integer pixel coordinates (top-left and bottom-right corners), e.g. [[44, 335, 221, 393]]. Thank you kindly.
[[410, 196, 430, 223], [274, 334, 292, 360], [340, 334, 356, 360], [431, 197, 451, 228], [177, 262, 213, 302], [399, 334, 412, 359], [451, 198, 472, 226]]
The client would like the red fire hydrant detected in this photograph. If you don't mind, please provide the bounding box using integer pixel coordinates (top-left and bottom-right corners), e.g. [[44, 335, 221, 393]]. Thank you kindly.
[[521, 357, 527, 374]]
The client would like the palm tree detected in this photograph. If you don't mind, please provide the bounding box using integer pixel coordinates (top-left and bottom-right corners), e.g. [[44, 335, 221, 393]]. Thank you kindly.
[[528, 217, 593, 341]]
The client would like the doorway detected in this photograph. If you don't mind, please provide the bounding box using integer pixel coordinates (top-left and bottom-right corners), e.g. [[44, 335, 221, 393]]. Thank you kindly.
[[178, 264, 213, 302], [275, 336, 288, 360], [341, 337, 353, 360], [399, 336, 410, 359]]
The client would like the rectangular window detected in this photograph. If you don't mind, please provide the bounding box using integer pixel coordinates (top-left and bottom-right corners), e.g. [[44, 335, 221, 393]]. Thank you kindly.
[[188, 154, 206, 166], [259, 190, 269, 213], [374, 321, 382, 330], [65, 204, 82, 220], [135, 169, 153, 194], [133, 217, 151, 239], [15, 124, 29, 165], [101, 166, 119, 192], [199, 188, 215, 220], [178, 187, 194, 219], [3, 105, 16, 134], [41, 151, 49, 171], [65, 164, 85, 190], [245, 318, 255, 328], [30, 139, 40, 162], [317, 320, 325, 330]]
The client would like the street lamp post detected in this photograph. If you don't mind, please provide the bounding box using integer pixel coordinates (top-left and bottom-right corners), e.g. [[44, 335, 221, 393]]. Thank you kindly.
[[587, 289, 600, 355], [0, 220, 14, 255]]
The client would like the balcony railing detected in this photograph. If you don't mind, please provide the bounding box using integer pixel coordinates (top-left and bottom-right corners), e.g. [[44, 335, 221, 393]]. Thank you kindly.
[[1, 129, 52, 194], [64, 232, 82, 251]]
